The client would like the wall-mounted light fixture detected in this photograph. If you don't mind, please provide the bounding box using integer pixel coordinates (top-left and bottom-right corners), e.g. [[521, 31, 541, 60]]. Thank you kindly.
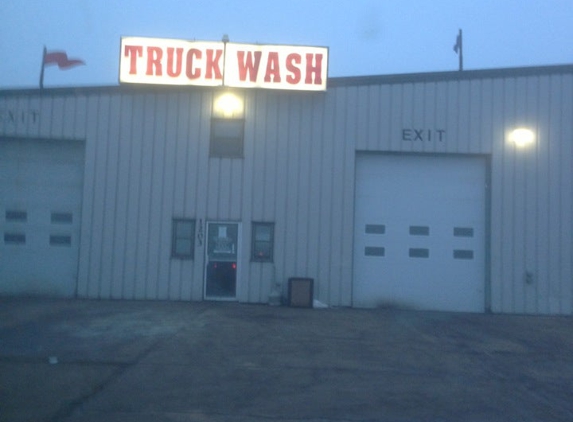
[[508, 127, 535, 147], [213, 92, 244, 118]]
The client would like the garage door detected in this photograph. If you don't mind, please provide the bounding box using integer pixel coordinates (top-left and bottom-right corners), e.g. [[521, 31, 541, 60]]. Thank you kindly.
[[353, 154, 486, 312], [0, 138, 84, 296]]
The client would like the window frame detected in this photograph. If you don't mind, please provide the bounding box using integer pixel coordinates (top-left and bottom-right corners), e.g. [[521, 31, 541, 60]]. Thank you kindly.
[[251, 222, 275, 263], [171, 218, 196, 260]]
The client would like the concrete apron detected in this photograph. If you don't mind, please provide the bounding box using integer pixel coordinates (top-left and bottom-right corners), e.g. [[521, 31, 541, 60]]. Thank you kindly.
[[0, 298, 572, 422]]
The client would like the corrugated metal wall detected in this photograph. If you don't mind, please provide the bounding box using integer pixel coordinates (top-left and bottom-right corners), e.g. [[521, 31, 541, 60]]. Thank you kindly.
[[0, 88, 356, 305], [345, 72, 573, 314], [1, 65, 572, 313]]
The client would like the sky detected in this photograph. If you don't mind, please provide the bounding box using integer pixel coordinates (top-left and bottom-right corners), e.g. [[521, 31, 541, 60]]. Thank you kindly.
[[1, 0, 572, 89]]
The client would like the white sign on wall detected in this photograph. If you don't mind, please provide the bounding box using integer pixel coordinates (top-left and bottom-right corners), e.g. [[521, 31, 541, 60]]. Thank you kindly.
[[119, 37, 328, 91]]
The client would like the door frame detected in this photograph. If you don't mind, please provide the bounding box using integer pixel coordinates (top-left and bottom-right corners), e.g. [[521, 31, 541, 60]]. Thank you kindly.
[[203, 221, 241, 301]]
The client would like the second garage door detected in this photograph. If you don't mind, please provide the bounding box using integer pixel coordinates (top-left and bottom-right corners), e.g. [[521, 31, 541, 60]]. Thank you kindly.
[[0, 137, 84, 297], [353, 153, 487, 312]]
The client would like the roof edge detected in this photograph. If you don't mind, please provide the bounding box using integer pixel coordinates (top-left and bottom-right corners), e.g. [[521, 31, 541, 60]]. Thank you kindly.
[[329, 63, 573, 87], [1, 63, 572, 96]]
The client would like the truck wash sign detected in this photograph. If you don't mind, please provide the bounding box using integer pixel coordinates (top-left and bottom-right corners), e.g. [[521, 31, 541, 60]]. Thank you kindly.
[[120, 37, 328, 91]]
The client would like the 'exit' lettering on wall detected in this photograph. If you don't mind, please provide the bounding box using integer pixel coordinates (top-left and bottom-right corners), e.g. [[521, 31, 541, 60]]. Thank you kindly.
[[402, 129, 446, 142]]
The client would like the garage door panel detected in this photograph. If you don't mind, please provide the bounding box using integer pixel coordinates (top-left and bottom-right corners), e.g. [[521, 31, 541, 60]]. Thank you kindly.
[[3, 166, 83, 186], [353, 154, 486, 312]]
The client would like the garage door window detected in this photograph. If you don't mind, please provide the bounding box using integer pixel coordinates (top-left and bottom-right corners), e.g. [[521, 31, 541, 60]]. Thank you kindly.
[[454, 227, 474, 237], [365, 224, 385, 234], [365, 246, 385, 256], [454, 249, 474, 260], [51, 212, 73, 224], [5, 210, 27, 222], [409, 225, 429, 236], [4, 233, 25, 245], [50, 234, 71, 246], [409, 248, 429, 258]]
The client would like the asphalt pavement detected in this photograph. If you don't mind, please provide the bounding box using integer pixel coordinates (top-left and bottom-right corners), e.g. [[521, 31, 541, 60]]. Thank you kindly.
[[0, 297, 572, 422]]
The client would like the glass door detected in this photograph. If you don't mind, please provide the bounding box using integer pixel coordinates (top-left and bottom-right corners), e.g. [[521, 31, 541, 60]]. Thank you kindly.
[[204, 222, 239, 300]]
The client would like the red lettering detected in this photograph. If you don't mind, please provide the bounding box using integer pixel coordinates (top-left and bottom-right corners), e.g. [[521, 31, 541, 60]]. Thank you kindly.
[[305, 53, 323, 85], [185, 49, 202, 79], [166, 47, 183, 77], [146, 47, 163, 76], [264, 52, 281, 83], [286, 53, 301, 84], [124, 45, 143, 75], [237, 51, 262, 82], [205, 49, 223, 80]]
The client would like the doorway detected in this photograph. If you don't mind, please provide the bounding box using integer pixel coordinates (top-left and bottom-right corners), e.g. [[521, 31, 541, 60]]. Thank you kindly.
[[204, 222, 240, 300]]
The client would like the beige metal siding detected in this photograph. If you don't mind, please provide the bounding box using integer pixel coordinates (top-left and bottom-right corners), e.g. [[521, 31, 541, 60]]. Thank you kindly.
[[490, 74, 573, 314], [241, 90, 354, 306], [76, 92, 213, 301], [2, 65, 572, 313], [349, 72, 573, 314], [44, 88, 355, 305]]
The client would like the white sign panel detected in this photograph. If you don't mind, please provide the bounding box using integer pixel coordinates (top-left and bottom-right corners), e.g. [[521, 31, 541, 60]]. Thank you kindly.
[[120, 37, 328, 91], [223, 43, 327, 90]]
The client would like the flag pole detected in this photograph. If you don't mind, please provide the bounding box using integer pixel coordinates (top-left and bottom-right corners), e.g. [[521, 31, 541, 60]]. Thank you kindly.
[[458, 29, 463, 71], [39, 46, 47, 89]]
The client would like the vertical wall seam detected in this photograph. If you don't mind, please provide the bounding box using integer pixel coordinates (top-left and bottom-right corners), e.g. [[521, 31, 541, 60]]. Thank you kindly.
[[110, 94, 123, 299], [157, 94, 170, 299], [87, 94, 99, 298], [100, 95, 112, 299], [121, 94, 133, 299]]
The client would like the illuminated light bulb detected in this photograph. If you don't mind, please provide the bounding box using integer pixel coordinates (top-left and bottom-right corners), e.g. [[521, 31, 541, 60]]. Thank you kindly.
[[215, 93, 242, 118], [508, 128, 535, 147]]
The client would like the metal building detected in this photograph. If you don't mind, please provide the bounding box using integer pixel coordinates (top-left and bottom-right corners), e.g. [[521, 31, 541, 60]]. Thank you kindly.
[[1, 63, 572, 314]]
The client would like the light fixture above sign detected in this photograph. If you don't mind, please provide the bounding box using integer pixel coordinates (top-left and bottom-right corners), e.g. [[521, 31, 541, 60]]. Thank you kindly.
[[119, 36, 328, 91]]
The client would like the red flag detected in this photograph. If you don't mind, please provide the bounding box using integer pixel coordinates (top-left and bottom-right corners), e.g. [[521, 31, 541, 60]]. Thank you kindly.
[[43, 51, 85, 69], [453, 33, 462, 54]]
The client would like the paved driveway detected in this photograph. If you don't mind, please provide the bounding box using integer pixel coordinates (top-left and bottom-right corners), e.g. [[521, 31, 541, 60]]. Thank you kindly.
[[0, 298, 572, 422]]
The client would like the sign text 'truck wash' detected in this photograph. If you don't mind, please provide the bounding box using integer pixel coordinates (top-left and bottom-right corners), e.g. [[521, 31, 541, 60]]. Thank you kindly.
[[119, 37, 328, 91]]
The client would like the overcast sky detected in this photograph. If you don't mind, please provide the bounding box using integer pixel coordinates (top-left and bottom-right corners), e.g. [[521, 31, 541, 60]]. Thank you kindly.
[[1, 0, 572, 89]]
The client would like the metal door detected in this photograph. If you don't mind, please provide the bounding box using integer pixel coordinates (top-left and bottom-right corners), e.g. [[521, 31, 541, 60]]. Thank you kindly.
[[204, 222, 239, 300]]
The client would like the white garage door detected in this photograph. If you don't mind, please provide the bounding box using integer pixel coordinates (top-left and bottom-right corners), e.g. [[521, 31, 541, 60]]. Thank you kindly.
[[0, 138, 84, 296], [353, 154, 486, 312]]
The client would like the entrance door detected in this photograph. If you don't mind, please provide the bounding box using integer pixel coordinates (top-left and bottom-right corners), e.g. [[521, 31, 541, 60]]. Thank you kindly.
[[204, 222, 239, 300]]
